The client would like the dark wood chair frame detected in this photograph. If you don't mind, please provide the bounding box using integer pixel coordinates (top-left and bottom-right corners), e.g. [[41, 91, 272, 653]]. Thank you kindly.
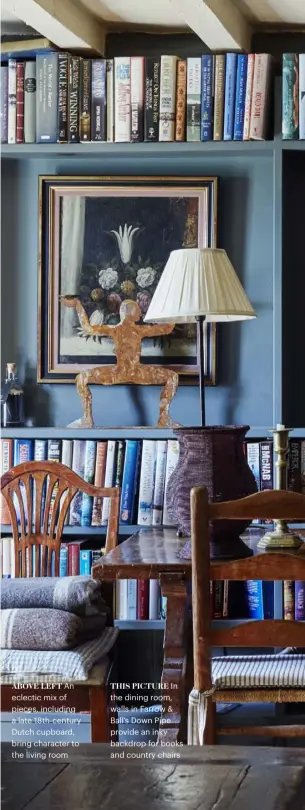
[[190, 486, 305, 744], [1, 460, 121, 742]]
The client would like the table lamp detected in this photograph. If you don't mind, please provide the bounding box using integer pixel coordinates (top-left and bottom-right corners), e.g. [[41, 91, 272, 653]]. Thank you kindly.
[[144, 248, 258, 559], [144, 248, 256, 426]]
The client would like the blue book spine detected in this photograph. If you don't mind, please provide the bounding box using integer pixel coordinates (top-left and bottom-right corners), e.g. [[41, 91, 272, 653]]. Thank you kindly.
[[263, 581, 275, 619], [223, 53, 237, 140], [14, 439, 33, 465], [59, 544, 68, 577], [201, 54, 213, 141], [120, 440, 140, 524], [295, 581, 305, 620], [80, 549, 92, 576], [245, 580, 263, 619], [233, 53, 248, 140], [81, 440, 97, 527]]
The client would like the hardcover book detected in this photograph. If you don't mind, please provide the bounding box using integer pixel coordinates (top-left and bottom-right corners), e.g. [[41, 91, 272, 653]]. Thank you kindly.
[[243, 53, 254, 140], [159, 55, 178, 142], [250, 53, 272, 140], [144, 57, 160, 141], [79, 58, 91, 142], [300, 54, 305, 140], [106, 59, 114, 142], [223, 53, 237, 140], [69, 439, 86, 526], [24, 61, 36, 143], [213, 54, 225, 141], [137, 440, 157, 526], [16, 61, 24, 143], [120, 440, 141, 524], [92, 441, 107, 526], [81, 440, 97, 527], [282, 53, 299, 139], [114, 56, 131, 142], [1, 65, 8, 143], [233, 53, 247, 141], [186, 56, 201, 142], [36, 52, 58, 142], [68, 55, 80, 143], [175, 60, 187, 141], [201, 54, 214, 141], [8, 58, 17, 144], [131, 56, 144, 142], [91, 59, 106, 141], [57, 52, 68, 142]]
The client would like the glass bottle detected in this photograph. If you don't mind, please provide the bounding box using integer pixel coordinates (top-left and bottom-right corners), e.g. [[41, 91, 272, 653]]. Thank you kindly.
[[1, 363, 25, 427]]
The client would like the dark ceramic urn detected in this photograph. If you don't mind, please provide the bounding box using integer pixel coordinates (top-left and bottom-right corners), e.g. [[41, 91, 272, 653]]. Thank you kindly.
[[166, 426, 257, 559]]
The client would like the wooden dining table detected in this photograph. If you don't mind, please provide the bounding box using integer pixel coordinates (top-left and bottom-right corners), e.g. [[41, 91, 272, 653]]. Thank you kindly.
[[2, 743, 305, 809]]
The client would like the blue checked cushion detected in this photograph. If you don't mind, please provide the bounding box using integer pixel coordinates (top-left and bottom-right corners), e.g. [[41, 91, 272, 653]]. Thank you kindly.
[[212, 654, 305, 689]]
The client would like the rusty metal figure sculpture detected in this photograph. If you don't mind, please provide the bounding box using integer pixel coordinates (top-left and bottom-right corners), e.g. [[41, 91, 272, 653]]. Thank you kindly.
[[61, 297, 179, 428]]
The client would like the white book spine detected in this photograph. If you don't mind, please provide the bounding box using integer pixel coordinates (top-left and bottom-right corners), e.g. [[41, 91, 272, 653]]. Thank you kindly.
[[301, 440, 305, 495], [299, 54, 305, 140], [114, 57, 131, 142], [106, 59, 114, 142], [159, 55, 178, 141], [2, 537, 11, 578], [101, 441, 116, 525], [152, 441, 167, 526], [149, 580, 160, 620], [137, 440, 157, 526], [186, 56, 201, 142], [249, 53, 271, 140], [131, 56, 144, 141], [116, 580, 128, 620], [8, 58, 17, 144], [127, 579, 137, 619], [243, 53, 254, 140], [162, 440, 180, 526]]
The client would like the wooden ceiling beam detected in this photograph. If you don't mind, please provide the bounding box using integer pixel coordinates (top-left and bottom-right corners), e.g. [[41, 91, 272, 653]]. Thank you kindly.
[[168, 0, 252, 50], [1, 0, 106, 52]]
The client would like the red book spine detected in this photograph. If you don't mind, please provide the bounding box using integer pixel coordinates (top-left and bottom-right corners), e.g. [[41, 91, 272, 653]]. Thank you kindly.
[[16, 62, 25, 143], [68, 544, 80, 576], [137, 580, 149, 619]]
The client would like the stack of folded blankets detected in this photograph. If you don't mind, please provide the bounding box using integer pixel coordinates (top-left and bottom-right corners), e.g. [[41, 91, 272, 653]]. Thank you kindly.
[[0, 576, 118, 684]]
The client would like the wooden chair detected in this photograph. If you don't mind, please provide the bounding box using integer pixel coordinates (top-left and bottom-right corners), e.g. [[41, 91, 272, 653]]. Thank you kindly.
[[0, 460, 120, 742], [189, 487, 305, 745]]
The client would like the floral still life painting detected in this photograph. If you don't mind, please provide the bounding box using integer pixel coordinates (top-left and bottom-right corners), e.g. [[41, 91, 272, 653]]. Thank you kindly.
[[38, 176, 217, 383]]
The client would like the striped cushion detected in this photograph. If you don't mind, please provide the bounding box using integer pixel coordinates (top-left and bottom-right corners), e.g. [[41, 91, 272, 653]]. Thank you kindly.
[[0, 656, 110, 686], [212, 654, 305, 689]]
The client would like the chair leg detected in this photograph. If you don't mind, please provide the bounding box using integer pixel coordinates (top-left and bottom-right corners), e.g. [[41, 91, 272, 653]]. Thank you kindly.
[[204, 698, 217, 744], [89, 686, 109, 743]]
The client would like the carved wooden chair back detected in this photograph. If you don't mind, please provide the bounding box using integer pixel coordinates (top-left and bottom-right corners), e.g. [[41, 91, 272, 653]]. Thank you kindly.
[[1, 461, 120, 578], [191, 487, 305, 697]]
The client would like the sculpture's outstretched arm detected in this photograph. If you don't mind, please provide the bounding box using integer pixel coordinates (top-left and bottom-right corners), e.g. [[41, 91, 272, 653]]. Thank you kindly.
[[60, 296, 114, 336], [141, 322, 176, 338]]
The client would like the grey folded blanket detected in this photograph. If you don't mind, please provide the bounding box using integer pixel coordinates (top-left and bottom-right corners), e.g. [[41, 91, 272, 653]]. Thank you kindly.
[[1, 608, 107, 651], [1, 576, 106, 616]]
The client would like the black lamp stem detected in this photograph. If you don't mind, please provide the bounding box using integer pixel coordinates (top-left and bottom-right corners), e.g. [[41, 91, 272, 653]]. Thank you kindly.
[[196, 315, 206, 427]]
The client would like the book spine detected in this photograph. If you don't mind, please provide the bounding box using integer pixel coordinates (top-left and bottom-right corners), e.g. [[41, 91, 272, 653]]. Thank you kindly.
[[250, 53, 272, 140], [233, 53, 247, 140], [16, 61, 24, 143], [68, 55, 80, 143], [259, 441, 273, 491], [47, 438, 61, 521], [152, 440, 167, 526], [69, 440, 86, 526], [243, 53, 254, 140], [24, 61, 36, 143], [213, 54, 225, 141], [222, 580, 229, 617], [223, 53, 237, 140], [137, 580, 149, 619], [14, 439, 33, 525], [160, 596, 167, 620], [2, 537, 12, 578], [300, 54, 305, 140], [91, 441, 107, 526], [127, 579, 137, 620], [149, 580, 160, 620], [106, 59, 114, 142], [0, 439, 13, 524], [114, 440, 125, 488], [36, 53, 58, 142], [137, 440, 157, 526], [91, 58, 106, 141], [262, 581, 274, 619], [282, 53, 299, 139], [57, 52, 68, 142], [79, 58, 91, 142], [186, 56, 201, 142], [201, 54, 214, 141], [81, 440, 97, 526], [8, 58, 17, 144], [59, 543, 68, 576], [284, 580, 295, 620], [245, 580, 264, 619], [1, 66, 8, 143], [246, 442, 260, 490], [114, 56, 131, 142], [163, 440, 179, 526], [34, 439, 47, 461], [295, 581, 305, 620], [116, 580, 128, 620], [144, 57, 160, 142], [68, 544, 80, 576], [159, 55, 178, 142], [120, 440, 140, 524], [61, 439, 73, 524], [175, 59, 187, 141], [213, 581, 224, 619], [301, 440, 305, 495], [101, 441, 117, 525], [287, 439, 302, 493], [131, 56, 144, 142], [80, 549, 92, 576]]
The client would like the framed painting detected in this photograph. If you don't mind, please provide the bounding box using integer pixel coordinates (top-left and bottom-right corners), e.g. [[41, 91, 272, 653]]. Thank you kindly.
[[38, 176, 218, 384]]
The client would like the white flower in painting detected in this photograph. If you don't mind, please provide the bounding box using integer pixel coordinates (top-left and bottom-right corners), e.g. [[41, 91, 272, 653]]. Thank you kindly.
[[89, 309, 104, 325], [110, 224, 139, 264], [98, 267, 118, 290], [136, 267, 156, 288]]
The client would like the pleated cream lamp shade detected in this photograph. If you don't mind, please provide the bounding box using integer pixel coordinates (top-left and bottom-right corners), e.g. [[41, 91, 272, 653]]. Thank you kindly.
[[144, 248, 256, 323]]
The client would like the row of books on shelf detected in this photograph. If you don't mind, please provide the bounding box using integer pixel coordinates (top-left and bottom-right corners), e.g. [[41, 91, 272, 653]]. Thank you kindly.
[[282, 53, 305, 140], [0, 437, 180, 528], [246, 439, 305, 505], [210, 578, 305, 621], [0, 51, 273, 145]]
